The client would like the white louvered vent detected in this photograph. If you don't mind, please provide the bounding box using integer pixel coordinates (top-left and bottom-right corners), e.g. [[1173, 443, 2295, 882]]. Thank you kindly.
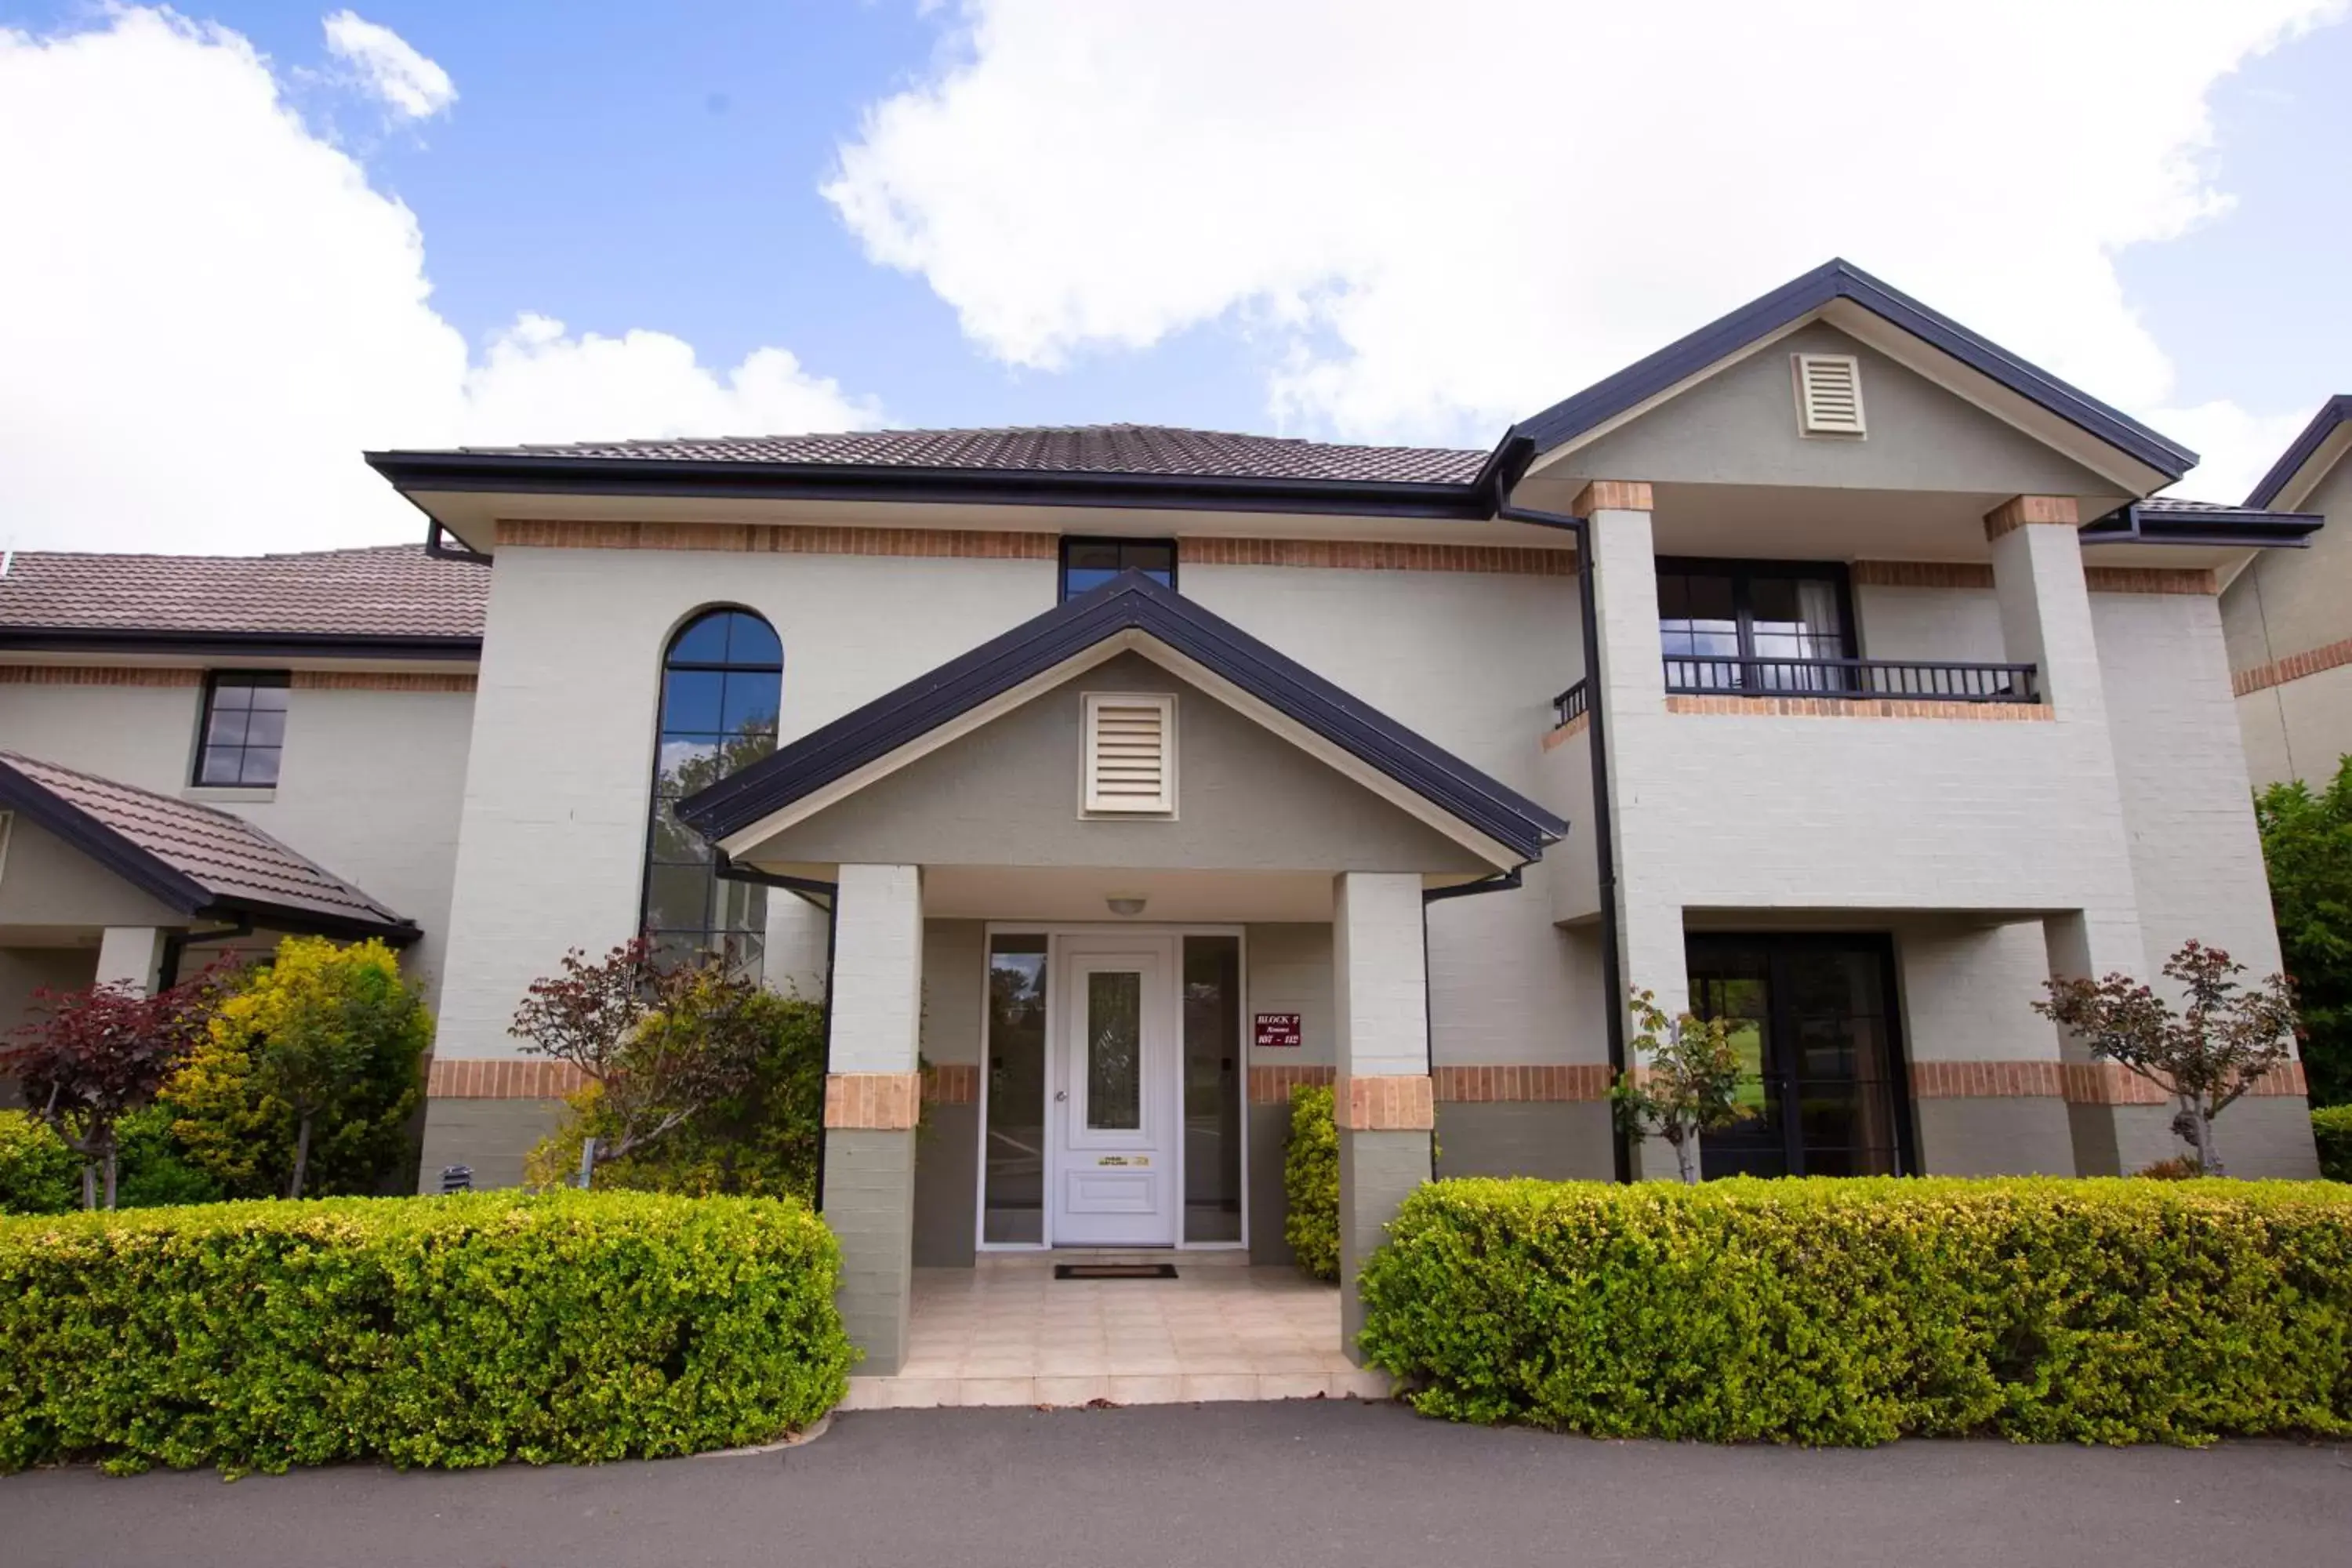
[[1083, 693, 1176, 815], [1792, 352, 1867, 437]]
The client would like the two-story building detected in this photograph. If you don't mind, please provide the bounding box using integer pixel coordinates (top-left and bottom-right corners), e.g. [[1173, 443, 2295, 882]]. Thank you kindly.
[[0, 260, 2323, 1374], [2223, 397, 2352, 787]]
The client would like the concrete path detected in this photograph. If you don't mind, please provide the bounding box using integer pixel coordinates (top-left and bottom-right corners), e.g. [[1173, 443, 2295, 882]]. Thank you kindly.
[[5, 1400, 2347, 1568]]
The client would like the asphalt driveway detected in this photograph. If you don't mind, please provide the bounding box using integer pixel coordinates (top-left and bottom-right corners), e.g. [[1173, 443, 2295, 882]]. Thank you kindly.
[[4, 1399, 2347, 1568]]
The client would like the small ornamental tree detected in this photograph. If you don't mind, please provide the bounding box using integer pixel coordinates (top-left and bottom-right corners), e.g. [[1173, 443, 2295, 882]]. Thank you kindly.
[[2, 970, 223, 1209], [2034, 939, 2299, 1177], [1609, 987, 1754, 1184], [509, 939, 768, 1174]]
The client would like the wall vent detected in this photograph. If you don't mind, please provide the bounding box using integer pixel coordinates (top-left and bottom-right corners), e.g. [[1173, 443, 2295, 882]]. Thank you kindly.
[[1792, 352, 1867, 437], [1083, 693, 1176, 815]]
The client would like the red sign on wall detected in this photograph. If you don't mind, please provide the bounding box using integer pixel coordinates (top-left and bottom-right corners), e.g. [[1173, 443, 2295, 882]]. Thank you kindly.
[[1254, 1012, 1303, 1048]]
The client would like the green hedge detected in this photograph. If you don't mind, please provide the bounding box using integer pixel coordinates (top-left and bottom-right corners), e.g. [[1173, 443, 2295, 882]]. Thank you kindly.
[[1358, 1177, 2352, 1446], [0, 1111, 81, 1215], [1284, 1084, 1338, 1281], [2317, 1105, 2352, 1182], [1, 1190, 852, 1474]]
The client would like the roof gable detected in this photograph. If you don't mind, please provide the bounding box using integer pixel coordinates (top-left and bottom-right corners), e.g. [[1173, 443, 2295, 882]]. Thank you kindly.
[[1512, 260, 2194, 491], [2246, 396, 2352, 510], [676, 572, 1567, 868]]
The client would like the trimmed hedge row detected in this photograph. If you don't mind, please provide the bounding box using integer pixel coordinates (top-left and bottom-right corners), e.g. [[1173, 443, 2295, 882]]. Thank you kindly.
[[1358, 1177, 2352, 1446], [1284, 1084, 1339, 1280], [1, 1190, 852, 1474], [2315, 1105, 2352, 1182]]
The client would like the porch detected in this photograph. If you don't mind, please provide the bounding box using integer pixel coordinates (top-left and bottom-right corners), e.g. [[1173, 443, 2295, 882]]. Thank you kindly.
[[836, 1251, 1388, 1410]]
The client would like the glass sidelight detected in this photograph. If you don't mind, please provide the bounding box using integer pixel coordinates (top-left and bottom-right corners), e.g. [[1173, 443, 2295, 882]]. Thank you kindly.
[[1181, 935, 1243, 1243], [1686, 934, 1911, 1178], [984, 935, 1048, 1243]]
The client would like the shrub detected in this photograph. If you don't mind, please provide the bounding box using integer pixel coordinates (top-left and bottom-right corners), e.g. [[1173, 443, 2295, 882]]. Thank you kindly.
[[1284, 1083, 1339, 1281], [1357, 1177, 2352, 1446], [0, 1189, 852, 1474], [2316, 1105, 2352, 1182], [524, 986, 826, 1198], [168, 938, 430, 1200], [0, 1111, 79, 1215]]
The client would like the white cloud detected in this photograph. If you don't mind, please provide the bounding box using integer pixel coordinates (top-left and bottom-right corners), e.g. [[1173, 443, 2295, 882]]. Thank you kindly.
[[826, 0, 2345, 499], [321, 9, 455, 121], [0, 9, 877, 554]]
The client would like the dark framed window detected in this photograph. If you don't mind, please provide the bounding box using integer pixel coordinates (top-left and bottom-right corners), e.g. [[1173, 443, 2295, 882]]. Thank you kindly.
[[1657, 557, 1855, 692], [193, 671, 290, 786], [641, 608, 783, 974], [1060, 537, 1176, 601], [1686, 933, 1916, 1178]]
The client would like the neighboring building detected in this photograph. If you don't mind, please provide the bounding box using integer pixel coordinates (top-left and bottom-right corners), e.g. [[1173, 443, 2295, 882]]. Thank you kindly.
[[2223, 397, 2352, 787], [0, 260, 2323, 1371]]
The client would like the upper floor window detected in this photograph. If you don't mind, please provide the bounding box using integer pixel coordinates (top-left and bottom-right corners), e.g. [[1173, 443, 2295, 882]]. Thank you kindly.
[[642, 608, 782, 972], [1657, 558, 1853, 693], [1061, 538, 1176, 601], [194, 672, 290, 787]]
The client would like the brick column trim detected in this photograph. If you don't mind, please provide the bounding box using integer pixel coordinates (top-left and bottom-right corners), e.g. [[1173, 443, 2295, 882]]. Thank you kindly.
[[1571, 480, 1654, 516], [1340, 1074, 1436, 1131], [1984, 494, 2080, 539], [824, 1071, 924, 1130]]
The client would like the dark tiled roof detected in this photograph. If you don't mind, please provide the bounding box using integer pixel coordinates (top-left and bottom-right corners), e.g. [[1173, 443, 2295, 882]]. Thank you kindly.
[[454, 424, 1492, 487], [0, 544, 485, 641], [0, 752, 416, 939]]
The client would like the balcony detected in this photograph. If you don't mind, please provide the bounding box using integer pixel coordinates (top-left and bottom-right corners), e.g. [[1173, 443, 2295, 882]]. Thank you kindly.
[[1660, 655, 2038, 703]]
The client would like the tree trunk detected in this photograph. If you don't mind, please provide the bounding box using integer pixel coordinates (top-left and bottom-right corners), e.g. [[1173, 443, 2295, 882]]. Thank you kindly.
[[1673, 1127, 1699, 1185], [81, 1161, 96, 1212], [103, 1142, 118, 1211], [2191, 1097, 2225, 1178], [577, 1134, 597, 1190], [287, 1114, 312, 1200]]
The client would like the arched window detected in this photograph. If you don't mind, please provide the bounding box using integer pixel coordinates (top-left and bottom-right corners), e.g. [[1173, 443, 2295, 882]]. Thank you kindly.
[[642, 608, 783, 973]]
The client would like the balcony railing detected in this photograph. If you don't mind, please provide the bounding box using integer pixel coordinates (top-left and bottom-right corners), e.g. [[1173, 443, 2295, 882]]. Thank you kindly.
[[1662, 655, 2039, 702], [1553, 677, 1591, 728]]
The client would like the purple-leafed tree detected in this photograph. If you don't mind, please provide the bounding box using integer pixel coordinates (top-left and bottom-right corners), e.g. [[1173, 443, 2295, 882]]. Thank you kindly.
[[2, 968, 225, 1209], [2034, 939, 2299, 1177]]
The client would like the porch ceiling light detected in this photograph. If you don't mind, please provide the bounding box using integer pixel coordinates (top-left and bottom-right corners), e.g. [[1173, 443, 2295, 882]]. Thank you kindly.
[[1105, 895, 1148, 917]]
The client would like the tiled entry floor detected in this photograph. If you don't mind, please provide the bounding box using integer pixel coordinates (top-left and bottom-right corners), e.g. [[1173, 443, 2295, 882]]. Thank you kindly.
[[836, 1252, 1394, 1411]]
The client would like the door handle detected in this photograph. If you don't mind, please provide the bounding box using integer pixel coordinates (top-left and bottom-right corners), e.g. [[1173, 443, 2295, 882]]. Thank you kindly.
[[1054, 1090, 1069, 1102]]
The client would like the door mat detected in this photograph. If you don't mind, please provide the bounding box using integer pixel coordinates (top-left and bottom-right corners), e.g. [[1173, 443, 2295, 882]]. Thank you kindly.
[[1054, 1263, 1179, 1280]]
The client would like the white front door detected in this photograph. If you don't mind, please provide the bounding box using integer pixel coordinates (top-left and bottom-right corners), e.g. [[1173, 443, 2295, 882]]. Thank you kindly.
[[1051, 936, 1178, 1247]]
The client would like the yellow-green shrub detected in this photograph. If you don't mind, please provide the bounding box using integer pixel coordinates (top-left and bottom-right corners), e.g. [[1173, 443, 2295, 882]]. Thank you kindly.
[[1358, 1177, 2352, 1446], [0, 1110, 80, 1214], [0, 1189, 851, 1474], [1284, 1084, 1338, 1280], [2316, 1105, 2352, 1181]]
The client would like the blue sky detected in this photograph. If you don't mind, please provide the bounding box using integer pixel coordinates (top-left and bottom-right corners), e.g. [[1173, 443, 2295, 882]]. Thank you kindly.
[[2, 2, 2347, 552]]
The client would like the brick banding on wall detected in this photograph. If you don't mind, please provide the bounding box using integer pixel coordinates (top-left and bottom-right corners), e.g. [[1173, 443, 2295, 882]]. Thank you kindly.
[[1540, 711, 1590, 750], [1247, 1063, 1336, 1104], [1179, 537, 1574, 575], [2060, 1060, 2306, 1106], [1666, 695, 2053, 721], [1851, 561, 1998, 590], [1431, 1065, 1612, 1102], [922, 1064, 979, 1105], [824, 1070, 923, 1130], [1571, 480, 1654, 515], [499, 519, 1059, 559], [1909, 1061, 2067, 1098], [1983, 495, 2079, 539], [0, 666, 202, 688], [2082, 566, 2218, 596], [290, 670, 479, 692], [426, 1058, 584, 1099], [1341, 1074, 1436, 1131], [2234, 633, 2352, 698]]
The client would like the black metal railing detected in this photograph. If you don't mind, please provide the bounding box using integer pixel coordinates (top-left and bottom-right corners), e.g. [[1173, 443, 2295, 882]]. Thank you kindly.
[[1553, 677, 1592, 728], [1662, 655, 2038, 702]]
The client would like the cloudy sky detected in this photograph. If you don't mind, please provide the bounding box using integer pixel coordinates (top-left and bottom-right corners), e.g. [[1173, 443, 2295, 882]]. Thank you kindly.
[[2, 0, 2348, 554]]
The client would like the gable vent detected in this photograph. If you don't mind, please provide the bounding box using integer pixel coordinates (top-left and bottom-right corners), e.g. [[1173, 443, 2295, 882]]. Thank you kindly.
[[1792, 352, 1867, 437], [1083, 692, 1176, 815]]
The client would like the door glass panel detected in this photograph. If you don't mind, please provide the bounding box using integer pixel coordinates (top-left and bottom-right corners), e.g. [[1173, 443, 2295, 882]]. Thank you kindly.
[[1182, 935, 1243, 1243], [985, 936, 1048, 1244], [1085, 969, 1143, 1131]]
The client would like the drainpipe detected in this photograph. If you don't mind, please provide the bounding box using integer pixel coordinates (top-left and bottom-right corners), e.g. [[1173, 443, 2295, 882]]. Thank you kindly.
[[1482, 437, 1632, 1183], [717, 855, 840, 1211]]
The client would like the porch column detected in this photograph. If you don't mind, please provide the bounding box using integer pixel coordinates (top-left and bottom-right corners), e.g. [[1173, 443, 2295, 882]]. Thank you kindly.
[[1577, 481, 1683, 1180], [94, 927, 168, 996], [1987, 495, 2103, 722], [1332, 871, 1434, 1358], [820, 863, 924, 1375]]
